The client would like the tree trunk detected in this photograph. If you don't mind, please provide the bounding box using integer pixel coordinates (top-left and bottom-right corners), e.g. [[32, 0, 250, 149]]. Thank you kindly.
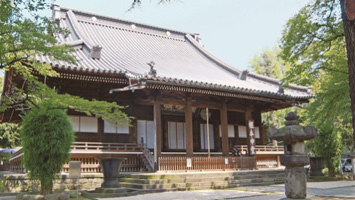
[[40, 179, 53, 195], [340, 0, 355, 153], [340, 0, 355, 179], [328, 167, 336, 178]]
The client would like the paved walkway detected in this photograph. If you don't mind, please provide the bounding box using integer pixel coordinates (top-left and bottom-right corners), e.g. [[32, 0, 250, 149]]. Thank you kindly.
[[1, 180, 354, 200], [97, 181, 355, 200]]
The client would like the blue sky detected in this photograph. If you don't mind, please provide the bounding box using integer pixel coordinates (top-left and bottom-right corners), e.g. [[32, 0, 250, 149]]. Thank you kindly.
[[51, 0, 310, 70], [0, 0, 309, 78]]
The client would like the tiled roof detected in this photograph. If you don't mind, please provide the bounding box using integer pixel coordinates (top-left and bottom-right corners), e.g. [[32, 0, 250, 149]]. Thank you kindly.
[[37, 4, 312, 101]]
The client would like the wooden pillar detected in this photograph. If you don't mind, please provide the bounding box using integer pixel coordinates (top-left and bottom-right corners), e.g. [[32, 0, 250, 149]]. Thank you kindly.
[[245, 106, 256, 156], [254, 109, 266, 145], [154, 101, 162, 170], [220, 102, 229, 156], [260, 124, 268, 145], [185, 99, 194, 157], [98, 118, 104, 142]]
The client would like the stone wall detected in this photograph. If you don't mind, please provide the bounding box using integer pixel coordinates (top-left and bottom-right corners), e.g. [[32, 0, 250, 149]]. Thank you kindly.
[[0, 173, 105, 192]]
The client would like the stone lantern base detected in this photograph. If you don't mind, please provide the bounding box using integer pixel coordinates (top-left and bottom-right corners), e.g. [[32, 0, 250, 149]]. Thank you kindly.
[[285, 167, 307, 199]]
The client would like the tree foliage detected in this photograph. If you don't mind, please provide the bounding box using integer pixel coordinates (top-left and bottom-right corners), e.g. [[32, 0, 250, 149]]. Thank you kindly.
[[248, 46, 294, 144], [313, 121, 343, 177], [280, 0, 351, 174], [280, 0, 344, 85], [20, 102, 74, 195], [0, 123, 20, 148], [249, 46, 288, 79], [0, 0, 130, 122], [0, 0, 75, 76], [0, 0, 131, 194]]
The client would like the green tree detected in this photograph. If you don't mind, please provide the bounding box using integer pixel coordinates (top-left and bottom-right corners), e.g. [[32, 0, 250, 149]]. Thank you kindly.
[[20, 102, 74, 195], [0, 0, 129, 121], [249, 46, 287, 79], [280, 0, 351, 158], [249, 46, 294, 146], [314, 121, 343, 177], [0, 123, 20, 148], [340, 0, 355, 158], [280, 0, 344, 86], [0, 76, 2, 92], [0, 0, 130, 194], [279, 0, 352, 176]]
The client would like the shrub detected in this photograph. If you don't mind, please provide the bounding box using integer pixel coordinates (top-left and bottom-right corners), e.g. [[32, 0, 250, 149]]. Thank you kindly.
[[20, 102, 74, 195], [314, 121, 342, 177]]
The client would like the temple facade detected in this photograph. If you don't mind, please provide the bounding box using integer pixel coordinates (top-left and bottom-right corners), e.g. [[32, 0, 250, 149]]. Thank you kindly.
[[6, 5, 311, 172]]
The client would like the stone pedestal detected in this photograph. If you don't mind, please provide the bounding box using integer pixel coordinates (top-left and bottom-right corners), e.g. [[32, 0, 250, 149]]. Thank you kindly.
[[99, 158, 126, 188], [268, 112, 318, 200], [285, 167, 307, 199]]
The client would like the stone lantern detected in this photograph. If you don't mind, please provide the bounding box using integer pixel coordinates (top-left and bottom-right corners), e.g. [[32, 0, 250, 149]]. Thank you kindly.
[[268, 112, 318, 199]]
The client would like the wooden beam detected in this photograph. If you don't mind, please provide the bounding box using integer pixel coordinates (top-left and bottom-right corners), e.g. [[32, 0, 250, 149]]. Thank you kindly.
[[220, 102, 229, 156], [154, 101, 162, 169], [185, 99, 194, 156]]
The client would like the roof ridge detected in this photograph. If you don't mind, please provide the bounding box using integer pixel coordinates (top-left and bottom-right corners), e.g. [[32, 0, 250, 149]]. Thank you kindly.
[[185, 34, 242, 77], [77, 18, 185, 42], [56, 4, 193, 37], [66, 10, 93, 49]]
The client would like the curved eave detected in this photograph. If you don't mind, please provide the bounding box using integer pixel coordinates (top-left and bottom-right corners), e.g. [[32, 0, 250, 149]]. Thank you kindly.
[[145, 77, 311, 102], [50, 62, 126, 75]]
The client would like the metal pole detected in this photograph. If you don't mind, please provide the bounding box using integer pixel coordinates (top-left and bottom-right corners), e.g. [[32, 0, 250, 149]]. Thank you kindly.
[[206, 108, 210, 158]]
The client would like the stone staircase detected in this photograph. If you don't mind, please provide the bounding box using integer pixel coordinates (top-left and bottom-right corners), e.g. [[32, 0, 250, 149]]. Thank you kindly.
[[119, 169, 285, 193]]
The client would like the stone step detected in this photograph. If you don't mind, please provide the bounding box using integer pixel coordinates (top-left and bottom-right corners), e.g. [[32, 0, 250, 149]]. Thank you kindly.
[[120, 177, 283, 190], [118, 169, 285, 192], [119, 174, 284, 185], [119, 173, 284, 185], [122, 181, 280, 194], [120, 170, 284, 180]]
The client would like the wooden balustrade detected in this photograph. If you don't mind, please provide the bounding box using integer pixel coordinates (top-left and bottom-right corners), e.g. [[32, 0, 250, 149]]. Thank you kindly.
[[9, 148, 23, 161], [236, 145, 284, 155], [62, 155, 142, 173], [9, 143, 144, 173], [159, 156, 256, 171], [71, 142, 142, 152], [9, 143, 282, 173]]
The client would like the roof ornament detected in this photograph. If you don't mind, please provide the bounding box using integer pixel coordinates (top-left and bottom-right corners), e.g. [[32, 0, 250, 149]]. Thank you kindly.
[[239, 70, 249, 80], [194, 33, 202, 44], [278, 81, 285, 94], [278, 86, 285, 94], [147, 61, 157, 77], [91, 16, 97, 22], [90, 45, 102, 59], [51, 4, 61, 20]]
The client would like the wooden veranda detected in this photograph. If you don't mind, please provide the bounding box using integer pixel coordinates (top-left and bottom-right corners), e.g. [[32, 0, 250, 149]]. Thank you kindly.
[[9, 142, 283, 173]]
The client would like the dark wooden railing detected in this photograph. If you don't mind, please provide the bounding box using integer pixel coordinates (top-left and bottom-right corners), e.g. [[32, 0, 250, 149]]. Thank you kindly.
[[159, 156, 256, 171]]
